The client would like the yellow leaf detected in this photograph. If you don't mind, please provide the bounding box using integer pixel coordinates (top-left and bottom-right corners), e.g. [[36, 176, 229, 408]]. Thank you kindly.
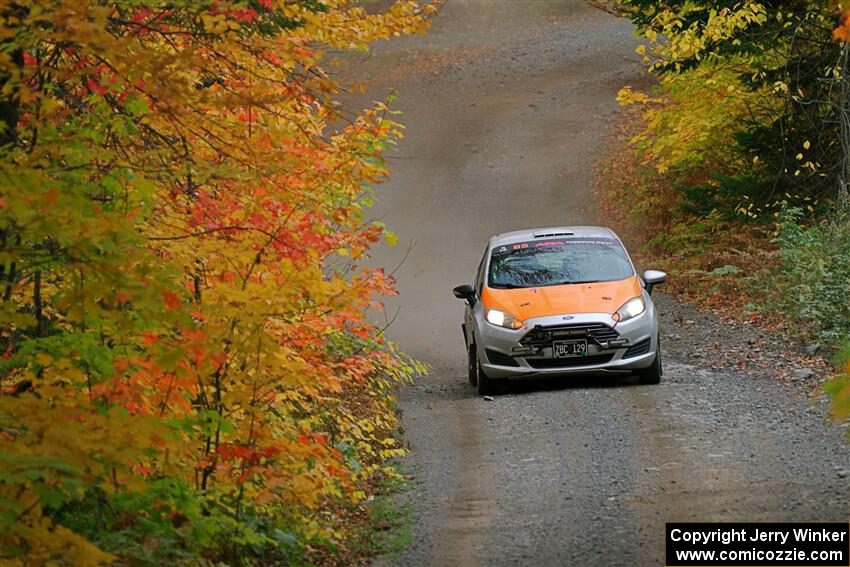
[[35, 353, 52, 366]]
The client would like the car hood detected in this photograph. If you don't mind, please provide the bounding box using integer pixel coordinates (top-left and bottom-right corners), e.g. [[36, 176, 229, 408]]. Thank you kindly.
[[480, 276, 642, 321]]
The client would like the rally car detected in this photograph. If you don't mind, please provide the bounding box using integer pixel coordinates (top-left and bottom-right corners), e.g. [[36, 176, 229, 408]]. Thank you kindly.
[[453, 226, 666, 395]]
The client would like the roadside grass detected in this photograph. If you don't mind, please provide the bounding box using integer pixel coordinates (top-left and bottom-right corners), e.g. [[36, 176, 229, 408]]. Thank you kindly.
[[278, 465, 413, 567], [358, 490, 413, 558], [346, 468, 414, 565]]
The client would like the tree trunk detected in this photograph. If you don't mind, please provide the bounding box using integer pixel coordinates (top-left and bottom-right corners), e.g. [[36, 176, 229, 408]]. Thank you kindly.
[[838, 41, 850, 195]]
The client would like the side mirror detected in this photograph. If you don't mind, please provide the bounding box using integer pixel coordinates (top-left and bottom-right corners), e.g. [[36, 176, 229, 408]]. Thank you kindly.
[[642, 270, 667, 295], [453, 284, 476, 305]]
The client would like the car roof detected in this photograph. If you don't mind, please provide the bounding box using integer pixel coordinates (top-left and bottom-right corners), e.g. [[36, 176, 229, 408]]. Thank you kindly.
[[489, 226, 620, 248]]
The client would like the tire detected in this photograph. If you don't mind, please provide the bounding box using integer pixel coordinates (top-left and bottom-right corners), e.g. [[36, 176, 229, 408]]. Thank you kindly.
[[468, 340, 504, 395], [474, 348, 501, 396], [638, 337, 662, 385], [467, 343, 478, 387]]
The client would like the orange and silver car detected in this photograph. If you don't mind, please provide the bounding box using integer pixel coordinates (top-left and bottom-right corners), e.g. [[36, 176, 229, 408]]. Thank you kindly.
[[453, 226, 667, 395]]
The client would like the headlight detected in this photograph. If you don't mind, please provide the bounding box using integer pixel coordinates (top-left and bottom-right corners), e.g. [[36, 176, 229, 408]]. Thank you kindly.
[[613, 296, 645, 322], [485, 308, 524, 330]]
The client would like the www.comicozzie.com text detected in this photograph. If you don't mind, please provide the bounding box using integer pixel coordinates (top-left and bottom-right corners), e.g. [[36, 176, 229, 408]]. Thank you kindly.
[[670, 527, 848, 546]]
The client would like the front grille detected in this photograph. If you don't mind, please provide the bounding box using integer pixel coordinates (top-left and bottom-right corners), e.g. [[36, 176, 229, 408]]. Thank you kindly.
[[623, 338, 651, 359], [525, 353, 615, 369], [485, 349, 520, 367], [520, 323, 619, 348]]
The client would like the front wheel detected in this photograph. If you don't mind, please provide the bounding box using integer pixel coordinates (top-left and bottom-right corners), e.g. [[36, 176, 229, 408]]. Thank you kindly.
[[469, 343, 501, 395], [638, 337, 662, 385]]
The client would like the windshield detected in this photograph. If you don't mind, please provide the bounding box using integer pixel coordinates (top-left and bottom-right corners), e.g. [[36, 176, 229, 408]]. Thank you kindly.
[[488, 238, 634, 289]]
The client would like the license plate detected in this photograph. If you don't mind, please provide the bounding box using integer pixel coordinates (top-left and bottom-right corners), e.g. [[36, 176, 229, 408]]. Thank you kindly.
[[553, 339, 588, 358]]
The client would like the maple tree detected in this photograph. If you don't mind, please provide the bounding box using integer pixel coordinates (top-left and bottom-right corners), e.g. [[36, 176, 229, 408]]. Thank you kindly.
[[0, 0, 434, 563]]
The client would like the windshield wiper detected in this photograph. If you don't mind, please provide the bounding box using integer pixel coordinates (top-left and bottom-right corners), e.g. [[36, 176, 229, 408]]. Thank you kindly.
[[494, 280, 603, 289], [548, 280, 603, 286]]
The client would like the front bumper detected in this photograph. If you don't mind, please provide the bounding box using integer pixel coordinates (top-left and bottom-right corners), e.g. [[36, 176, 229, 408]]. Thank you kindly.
[[476, 310, 658, 380]]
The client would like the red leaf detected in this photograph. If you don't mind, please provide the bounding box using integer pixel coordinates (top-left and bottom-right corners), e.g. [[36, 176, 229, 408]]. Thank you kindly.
[[86, 77, 108, 95], [161, 290, 181, 311]]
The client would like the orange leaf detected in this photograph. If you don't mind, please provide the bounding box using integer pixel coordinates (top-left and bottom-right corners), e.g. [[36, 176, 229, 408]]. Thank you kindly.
[[835, 10, 850, 43]]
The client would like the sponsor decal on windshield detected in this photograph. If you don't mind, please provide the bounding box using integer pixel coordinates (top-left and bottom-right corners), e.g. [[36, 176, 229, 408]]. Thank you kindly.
[[491, 237, 617, 257]]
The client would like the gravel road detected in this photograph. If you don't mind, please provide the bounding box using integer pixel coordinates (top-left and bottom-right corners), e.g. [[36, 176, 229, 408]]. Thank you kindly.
[[345, 2, 850, 565]]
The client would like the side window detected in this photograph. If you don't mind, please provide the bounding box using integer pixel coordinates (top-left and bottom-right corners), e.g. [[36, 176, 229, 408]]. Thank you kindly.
[[474, 247, 488, 296]]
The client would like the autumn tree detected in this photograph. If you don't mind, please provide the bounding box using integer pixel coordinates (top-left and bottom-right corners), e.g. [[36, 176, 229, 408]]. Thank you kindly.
[[0, 0, 434, 564], [622, 1, 850, 216]]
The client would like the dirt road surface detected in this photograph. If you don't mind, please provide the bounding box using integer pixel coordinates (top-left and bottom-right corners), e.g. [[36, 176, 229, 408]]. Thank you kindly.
[[342, 2, 850, 565]]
